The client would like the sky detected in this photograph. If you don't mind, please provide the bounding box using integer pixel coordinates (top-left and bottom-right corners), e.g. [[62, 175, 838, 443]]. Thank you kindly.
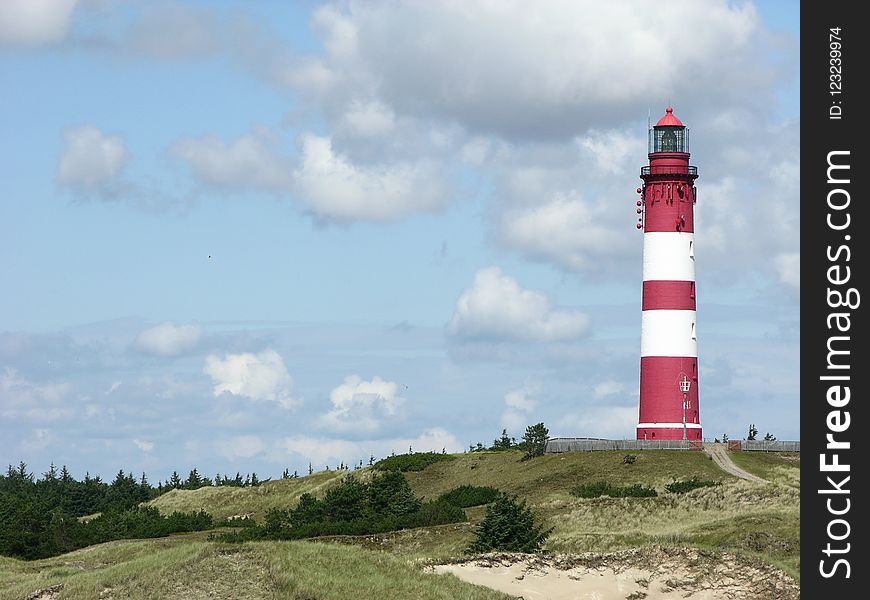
[[0, 0, 799, 484]]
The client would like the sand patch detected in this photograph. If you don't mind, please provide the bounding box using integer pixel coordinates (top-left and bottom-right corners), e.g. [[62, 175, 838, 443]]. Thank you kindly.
[[432, 547, 798, 600]]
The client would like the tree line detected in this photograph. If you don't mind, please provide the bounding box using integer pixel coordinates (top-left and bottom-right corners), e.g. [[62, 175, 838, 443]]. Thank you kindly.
[[0, 461, 268, 560]]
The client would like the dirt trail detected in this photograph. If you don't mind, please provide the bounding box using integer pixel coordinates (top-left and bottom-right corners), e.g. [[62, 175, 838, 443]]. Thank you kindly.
[[703, 444, 767, 483]]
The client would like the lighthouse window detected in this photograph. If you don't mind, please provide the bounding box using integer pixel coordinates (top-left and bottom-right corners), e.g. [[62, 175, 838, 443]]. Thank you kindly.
[[688, 241, 694, 259], [691, 322, 697, 340], [661, 129, 677, 152]]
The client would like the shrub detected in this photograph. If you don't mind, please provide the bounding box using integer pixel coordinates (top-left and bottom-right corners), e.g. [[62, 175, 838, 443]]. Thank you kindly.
[[373, 452, 455, 472], [403, 500, 466, 528], [437, 485, 500, 508], [520, 423, 549, 461], [219, 472, 466, 544], [466, 493, 552, 554], [369, 471, 422, 517], [571, 481, 657, 498], [321, 477, 368, 522], [665, 477, 720, 494], [622, 454, 638, 465]]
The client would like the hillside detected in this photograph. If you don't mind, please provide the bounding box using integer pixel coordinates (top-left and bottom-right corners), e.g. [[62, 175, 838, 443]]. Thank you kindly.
[[148, 470, 351, 522], [1, 449, 800, 599], [149, 449, 799, 576]]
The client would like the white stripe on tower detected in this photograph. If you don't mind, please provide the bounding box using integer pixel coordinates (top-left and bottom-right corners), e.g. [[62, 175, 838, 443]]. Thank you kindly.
[[640, 310, 696, 357], [642, 232, 695, 281]]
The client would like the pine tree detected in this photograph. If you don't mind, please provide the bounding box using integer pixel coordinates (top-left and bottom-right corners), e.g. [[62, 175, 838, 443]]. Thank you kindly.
[[521, 423, 549, 461], [493, 429, 514, 450], [467, 493, 552, 553], [747, 424, 758, 441], [169, 471, 182, 489], [44, 462, 59, 481], [308, 463, 313, 475], [185, 468, 202, 489]]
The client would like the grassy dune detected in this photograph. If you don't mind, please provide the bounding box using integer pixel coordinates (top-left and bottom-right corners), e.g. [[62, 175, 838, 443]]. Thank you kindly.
[[0, 535, 510, 600], [2, 449, 800, 596], [148, 470, 349, 521], [142, 450, 798, 579]]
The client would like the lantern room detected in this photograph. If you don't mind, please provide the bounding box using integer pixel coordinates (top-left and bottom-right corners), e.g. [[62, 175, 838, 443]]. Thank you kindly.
[[649, 107, 690, 154]]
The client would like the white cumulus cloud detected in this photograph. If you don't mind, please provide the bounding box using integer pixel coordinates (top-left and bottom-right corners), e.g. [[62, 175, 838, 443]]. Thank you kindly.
[[290, 1, 766, 139], [449, 267, 590, 342], [57, 126, 128, 191], [319, 375, 403, 433], [498, 193, 631, 272], [204, 349, 297, 409], [0, 0, 77, 46], [171, 130, 293, 191], [293, 134, 445, 222], [135, 322, 202, 357]]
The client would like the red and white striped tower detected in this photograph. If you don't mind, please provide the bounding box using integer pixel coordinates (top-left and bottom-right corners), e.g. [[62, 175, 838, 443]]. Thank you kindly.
[[635, 107, 701, 441]]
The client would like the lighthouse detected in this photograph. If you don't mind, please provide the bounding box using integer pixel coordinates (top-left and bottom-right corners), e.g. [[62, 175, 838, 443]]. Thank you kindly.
[[636, 107, 701, 441]]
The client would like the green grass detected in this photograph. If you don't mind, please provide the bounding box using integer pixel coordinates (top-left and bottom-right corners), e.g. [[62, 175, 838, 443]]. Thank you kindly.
[[403, 450, 733, 502], [0, 535, 510, 600], [728, 452, 800, 488]]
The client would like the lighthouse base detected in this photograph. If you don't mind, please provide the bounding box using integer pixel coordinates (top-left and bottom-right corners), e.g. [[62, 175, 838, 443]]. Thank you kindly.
[[636, 425, 702, 441]]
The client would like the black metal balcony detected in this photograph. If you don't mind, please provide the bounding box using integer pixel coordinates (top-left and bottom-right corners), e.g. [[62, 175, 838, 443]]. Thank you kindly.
[[641, 165, 698, 177]]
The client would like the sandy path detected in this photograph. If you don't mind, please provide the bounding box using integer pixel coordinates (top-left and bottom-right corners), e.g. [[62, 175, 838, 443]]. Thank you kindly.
[[703, 444, 767, 483], [432, 549, 799, 600], [435, 562, 724, 600]]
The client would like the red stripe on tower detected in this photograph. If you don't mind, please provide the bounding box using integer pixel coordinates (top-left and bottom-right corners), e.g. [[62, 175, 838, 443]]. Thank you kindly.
[[635, 107, 701, 441]]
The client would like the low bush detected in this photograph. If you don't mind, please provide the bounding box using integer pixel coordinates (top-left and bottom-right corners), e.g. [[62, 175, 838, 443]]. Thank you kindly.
[[622, 454, 638, 465], [571, 481, 657, 498], [218, 473, 466, 544], [466, 493, 552, 554], [437, 485, 500, 508], [373, 452, 455, 472], [665, 477, 720, 494]]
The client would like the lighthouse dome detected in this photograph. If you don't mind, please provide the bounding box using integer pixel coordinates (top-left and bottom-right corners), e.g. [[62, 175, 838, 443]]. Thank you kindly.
[[655, 106, 684, 127]]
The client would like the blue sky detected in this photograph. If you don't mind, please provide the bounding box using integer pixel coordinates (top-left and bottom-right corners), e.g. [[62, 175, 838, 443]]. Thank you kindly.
[[1, 0, 799, 483]]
